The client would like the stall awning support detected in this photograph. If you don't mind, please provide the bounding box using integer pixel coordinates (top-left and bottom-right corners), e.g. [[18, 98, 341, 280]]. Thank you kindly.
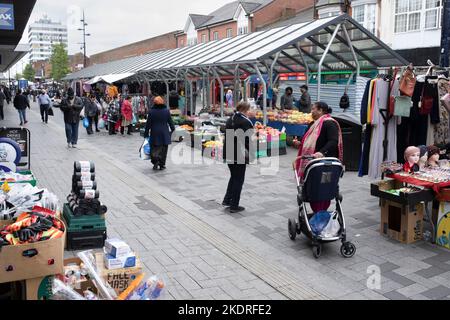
[[342, 24, 360, 79], [269, 52, 280, 109], [295, 44, 309, 85], [212, 67, 225, 118], [318, 23, 341, 100], [254, 63, 267, 126]]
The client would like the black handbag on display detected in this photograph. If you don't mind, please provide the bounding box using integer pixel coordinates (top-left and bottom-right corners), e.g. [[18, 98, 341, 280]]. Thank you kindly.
[[339, 93, 350, 110]]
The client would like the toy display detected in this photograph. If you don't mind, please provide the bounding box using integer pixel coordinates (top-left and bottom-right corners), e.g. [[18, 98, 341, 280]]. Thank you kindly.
[[403, 146, 421, 173]]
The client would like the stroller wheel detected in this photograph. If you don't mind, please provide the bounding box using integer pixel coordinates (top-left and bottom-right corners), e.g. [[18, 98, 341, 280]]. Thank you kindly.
[[340, 242, 356, 258], [288, 219, 297, 241], [312, 244, 322, 259]]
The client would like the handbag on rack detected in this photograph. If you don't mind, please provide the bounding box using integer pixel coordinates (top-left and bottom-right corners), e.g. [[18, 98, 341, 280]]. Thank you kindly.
[[419, 83, 434, 115], [394, 96, 412, 117], [399, 68, 416, 97]]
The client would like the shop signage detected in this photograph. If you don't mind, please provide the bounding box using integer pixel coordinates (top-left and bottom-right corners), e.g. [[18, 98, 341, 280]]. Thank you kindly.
[[279, 72, 306, 81], [0, 4, 14, 31], [0, 127, 31, 170]]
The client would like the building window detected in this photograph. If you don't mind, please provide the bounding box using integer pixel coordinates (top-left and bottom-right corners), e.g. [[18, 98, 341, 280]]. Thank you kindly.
[[352, 3, 377, 34], [202, 34, 207, 43], [425, 0, 441, 29], [395, 0, 442, 33], [238, 26, 248, 35], [213, 31, 219, 40], [180, 39, 184, 47], [226, 28, 233, 38]]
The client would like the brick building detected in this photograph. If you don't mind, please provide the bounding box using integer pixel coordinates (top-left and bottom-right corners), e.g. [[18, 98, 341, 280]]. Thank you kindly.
[[32, 52, 89, 80], [89, 31, 179, 66], [175, 0, 314, 47]]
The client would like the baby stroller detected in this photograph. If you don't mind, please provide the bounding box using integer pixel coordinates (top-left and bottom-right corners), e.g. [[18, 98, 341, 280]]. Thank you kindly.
[[288, 156, 356, 259]]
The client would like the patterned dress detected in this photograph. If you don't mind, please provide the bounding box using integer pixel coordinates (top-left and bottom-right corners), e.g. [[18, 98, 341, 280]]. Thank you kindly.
[[434, 79, 450, 145]]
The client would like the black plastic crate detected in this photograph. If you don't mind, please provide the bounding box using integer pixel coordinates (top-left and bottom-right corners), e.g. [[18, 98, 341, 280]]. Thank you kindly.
[[66, 229, 107, 251]]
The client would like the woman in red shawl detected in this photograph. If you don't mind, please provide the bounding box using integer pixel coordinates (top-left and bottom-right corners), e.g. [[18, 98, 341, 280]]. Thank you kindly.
[[295, 101, 344, 213]]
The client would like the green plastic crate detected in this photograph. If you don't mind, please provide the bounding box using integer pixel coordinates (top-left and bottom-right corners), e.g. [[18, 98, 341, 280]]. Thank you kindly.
[[0, 170, 37, 187], [63, 203, 106, 232]]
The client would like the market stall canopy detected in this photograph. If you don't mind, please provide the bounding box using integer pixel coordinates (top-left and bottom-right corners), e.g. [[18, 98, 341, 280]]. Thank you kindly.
[[64, 14, 408, 81], [84, 73, 135, 85]]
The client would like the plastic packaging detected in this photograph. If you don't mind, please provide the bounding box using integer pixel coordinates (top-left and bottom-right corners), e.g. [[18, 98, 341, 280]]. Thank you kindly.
[[73, 172, 96, 182], [51, 278, 86, 300], [320, 211, 341, 238], [127, 276, 166, 301], [78, 190, 100, 199], [77, 250, 118, 300], [309, 211, 331, 236]]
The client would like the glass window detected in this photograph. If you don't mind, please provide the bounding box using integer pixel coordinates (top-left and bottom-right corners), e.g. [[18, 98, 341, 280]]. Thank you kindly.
[[353, 5, 365, 23], [408, 12, 421, 30], [425, 0, 441, 29], [226, 28, 233, 38], [202, 34, 207, 43], [409, 0, 422, 11], [396, 0, 408, 13], [213, 31, 219, 40], [395, 13, 408, 32]]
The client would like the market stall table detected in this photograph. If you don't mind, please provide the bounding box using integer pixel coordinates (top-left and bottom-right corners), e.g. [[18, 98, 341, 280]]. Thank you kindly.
[[250, 119, 309, 138]]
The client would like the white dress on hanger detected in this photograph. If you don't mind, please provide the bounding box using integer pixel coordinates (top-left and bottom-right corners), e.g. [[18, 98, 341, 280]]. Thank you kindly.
[[368, 79, 398, 179]]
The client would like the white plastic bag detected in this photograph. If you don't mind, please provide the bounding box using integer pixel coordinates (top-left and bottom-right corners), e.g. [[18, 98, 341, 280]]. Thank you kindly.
[[320, 211, 341, 238]]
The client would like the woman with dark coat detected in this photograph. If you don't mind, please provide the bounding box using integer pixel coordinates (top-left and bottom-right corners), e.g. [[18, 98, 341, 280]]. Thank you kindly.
[[144, 96, 175, 170], [222, 102, 255, 214]]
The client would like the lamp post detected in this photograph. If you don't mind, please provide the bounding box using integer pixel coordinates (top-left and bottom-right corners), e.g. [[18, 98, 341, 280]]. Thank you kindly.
[[441, 0, 450, 67], [78, 10, 91, 68]]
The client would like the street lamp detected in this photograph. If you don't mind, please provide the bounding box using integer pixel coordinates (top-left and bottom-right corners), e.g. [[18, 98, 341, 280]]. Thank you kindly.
[[78, 10, 91, 68]]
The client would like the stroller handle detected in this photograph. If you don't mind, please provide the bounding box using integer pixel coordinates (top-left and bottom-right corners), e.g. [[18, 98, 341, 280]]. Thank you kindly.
[[292, 155, 315, 170]]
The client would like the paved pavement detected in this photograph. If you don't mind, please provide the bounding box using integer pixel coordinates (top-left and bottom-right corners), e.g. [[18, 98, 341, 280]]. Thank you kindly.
[[3, 100, 450, 300]]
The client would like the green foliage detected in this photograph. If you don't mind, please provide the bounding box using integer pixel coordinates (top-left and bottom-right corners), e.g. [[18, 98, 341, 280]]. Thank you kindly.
[[50, 43, 70, 81], [22, 64, 35, 81], [15, 73, 22, 80]]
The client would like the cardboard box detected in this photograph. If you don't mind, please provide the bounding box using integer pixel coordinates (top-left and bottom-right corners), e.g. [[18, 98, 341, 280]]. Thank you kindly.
[[104, 238, 131, 258], [104, 252, 136, 270], [95, 253, 142, 295], [25, 276, 54, 300], [380, 200, 424, 244], [0, 219, 66, 284]]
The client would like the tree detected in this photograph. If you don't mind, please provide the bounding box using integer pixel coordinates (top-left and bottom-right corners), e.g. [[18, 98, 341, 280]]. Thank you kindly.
[[15, 73, 22, 80], [50, 43, 70, 81], [22, 64, 35, 81]]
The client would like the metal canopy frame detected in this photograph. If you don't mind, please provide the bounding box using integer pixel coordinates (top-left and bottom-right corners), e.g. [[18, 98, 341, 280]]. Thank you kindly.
[[65, 14, 408, 123]]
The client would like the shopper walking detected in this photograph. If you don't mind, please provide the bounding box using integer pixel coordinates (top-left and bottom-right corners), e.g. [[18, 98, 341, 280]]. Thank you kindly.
[[298, 85, 312, 113], [295, 101, 343, 212], [0, 87, 6, 120], [121, 96, 133, 135], [222, 101, 255, 214], [226, 89, 234, 108], [144, 96, 175, 171], [107, 96, 120, 135], [280, 87, 295, 110], [13, 90, 30, 126], [59, 88, 83, 148], [37, 90, 52, 124], [84, 94, 99, 135]]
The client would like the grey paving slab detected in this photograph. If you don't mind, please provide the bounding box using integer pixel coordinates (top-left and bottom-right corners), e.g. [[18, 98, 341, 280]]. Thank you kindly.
[[11, 103, 450, 300], [421, 286, 450, 300], [383, 291, 411, 300]]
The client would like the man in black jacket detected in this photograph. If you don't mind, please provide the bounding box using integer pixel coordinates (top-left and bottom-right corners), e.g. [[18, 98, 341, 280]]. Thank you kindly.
[[0, 87, 6, 120], [59, 88, 83, 148], [13, 90, 30, 126], [222, 102, 255, 213]]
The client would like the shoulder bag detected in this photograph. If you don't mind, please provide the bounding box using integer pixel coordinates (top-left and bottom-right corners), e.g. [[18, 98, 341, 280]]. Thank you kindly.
[[399, 67, 416, 97]]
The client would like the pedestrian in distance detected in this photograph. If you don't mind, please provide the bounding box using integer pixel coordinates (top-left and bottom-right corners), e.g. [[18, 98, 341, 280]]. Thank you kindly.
[[280, 87, 295, 110], [38, 89, 52, 124], [107, 96, 120, 135], [298, 85, 312, 113], [59, 88, 83, 149], [84, 94, 99, 135], [144, 96, 175, 171], [121, 96, 133, 135], [0, 87, 6, 120], [222, 101, 255, 214], [13, 89, 30, 126]]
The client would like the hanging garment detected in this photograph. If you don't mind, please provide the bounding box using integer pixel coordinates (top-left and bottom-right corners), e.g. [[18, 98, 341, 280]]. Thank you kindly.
[[434, 78, 450, 145], [368, 79, 397, 179], [410, 81, 429, 146]]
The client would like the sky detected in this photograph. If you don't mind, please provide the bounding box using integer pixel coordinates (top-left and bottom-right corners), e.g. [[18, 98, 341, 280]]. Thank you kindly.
[[11, 0, 233, 74]]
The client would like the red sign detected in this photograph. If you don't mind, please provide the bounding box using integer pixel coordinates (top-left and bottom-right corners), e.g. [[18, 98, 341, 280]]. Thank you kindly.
[[279, 72, 306, 81]]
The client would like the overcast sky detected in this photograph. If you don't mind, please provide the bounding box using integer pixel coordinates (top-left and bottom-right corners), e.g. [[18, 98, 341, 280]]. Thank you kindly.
[[11, 0, 232, 74]]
